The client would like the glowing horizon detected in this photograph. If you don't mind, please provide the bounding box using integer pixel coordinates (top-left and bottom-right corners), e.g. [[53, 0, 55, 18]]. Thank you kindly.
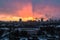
[[0, 14, 48, 21]]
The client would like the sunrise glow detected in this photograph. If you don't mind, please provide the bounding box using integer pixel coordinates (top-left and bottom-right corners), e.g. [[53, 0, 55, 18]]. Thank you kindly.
[[0, 0, 60, 21]]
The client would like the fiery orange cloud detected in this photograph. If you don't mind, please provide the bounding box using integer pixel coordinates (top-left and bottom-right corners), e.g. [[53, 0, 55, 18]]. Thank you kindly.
[[16, 3, 48, 21], [17, 3, 33, 18]]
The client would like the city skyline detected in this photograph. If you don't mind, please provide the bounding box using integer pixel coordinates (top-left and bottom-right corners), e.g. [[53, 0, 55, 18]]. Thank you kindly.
[[0, 0, 60, 21]]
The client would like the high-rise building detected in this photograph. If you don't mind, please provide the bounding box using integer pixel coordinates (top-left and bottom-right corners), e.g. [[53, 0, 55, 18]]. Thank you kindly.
[[19, 18, 22, 22], [41, 18, 44, 22]]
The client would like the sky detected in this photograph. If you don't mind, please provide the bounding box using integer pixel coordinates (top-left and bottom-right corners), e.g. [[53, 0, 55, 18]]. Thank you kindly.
[[0, 0, 60, 21]]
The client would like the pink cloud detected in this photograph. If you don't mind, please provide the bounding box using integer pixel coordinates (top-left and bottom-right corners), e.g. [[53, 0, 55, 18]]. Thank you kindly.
[[33, 5, 60, 19]]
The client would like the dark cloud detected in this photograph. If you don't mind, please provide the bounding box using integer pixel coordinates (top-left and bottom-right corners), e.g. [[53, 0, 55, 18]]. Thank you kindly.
[[0, 0, 32, 14]]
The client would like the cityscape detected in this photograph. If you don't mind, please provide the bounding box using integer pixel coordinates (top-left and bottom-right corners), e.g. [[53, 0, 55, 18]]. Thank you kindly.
[[0, 0, 60, 40], [0, 18, 60, 40]]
